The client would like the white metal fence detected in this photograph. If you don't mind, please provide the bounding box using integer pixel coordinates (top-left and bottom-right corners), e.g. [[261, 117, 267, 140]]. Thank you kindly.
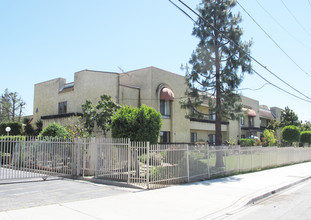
[[1, 137, 311, 189], [112, 144, 311, 189], [0, 137, 74, 183]]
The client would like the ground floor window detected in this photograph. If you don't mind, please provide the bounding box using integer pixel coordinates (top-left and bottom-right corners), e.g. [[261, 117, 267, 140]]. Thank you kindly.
[[160, 131, 170, 143], [208, 134, 216, 145], [191, 132, 197, 143]]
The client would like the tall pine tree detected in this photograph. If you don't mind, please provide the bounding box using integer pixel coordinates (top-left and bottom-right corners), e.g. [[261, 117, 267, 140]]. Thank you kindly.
[[181, 0, 252, 166]]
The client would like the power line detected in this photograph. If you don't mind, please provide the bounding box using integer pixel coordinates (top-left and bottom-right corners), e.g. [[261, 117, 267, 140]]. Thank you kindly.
[[237, 1, 311, 78], [169, 0, 311, 101], [281, 0, 311, 39], [238, 83, 270, 91], [255, 0, 311, 51], [251, 68, 311, 103], [168, 0, 196, 23]]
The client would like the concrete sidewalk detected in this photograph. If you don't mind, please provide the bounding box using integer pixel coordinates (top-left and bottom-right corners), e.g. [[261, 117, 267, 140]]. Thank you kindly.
[[1, 162, 311, 220]]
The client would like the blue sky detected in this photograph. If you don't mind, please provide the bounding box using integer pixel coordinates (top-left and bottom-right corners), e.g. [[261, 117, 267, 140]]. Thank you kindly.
[[1, 0, 311, 122]]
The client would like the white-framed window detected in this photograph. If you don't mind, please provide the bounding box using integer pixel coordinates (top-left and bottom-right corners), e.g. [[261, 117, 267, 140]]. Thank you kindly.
[[191, 132, 197, 143], [58, 101, 67, 114], [160, 100, 171, 118]]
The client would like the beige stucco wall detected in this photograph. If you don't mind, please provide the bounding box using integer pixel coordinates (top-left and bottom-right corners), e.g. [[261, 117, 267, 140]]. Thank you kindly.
[[33, 66, 283, 144], [33, 70, 119, 130], [120, 67, 190, 142], [241, 95, 260, 128], [73, 70, 119, 112], [119, 86, 139, 107], [33, 78, 67, 124]]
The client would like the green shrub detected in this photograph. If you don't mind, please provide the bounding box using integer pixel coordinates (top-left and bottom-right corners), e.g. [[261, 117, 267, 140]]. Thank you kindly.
[[282, 125, 300, 145], [300, 131, 311, 146], [240, 138, 255, 147], [35, 120, 43, 136], [0, 136, 25, 154], [111, 105, 162, 144], [39, 123, 71, 138], [23, 118, 35, 136], [0, 122, 22, 136], [262, 129, 277, 146]]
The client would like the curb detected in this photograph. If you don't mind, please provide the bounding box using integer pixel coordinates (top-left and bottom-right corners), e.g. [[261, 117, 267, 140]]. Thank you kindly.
[[246, 175, 311, 205], [199, 175, 311, 220]]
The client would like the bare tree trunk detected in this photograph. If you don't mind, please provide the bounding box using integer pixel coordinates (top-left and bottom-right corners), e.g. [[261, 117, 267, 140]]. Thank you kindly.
[[214, 22, 224, 168]]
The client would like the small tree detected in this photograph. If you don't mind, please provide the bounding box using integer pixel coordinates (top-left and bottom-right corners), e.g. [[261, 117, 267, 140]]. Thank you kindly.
[[39, 123, 71, 138], [262, 129, 276, 147], [301, 121, 311, 131], [266, 120, 280, 131], [282, 125, 300, 146], [82, 94, 120, 136], [35, 119, 43, 136], [0, 89, 26, 122], [300, 131, 311, 147], [280, 106, 300, 128], [111, 105, 162, 144], [23, 118, 35, 136], [66, 116, 89, 138]]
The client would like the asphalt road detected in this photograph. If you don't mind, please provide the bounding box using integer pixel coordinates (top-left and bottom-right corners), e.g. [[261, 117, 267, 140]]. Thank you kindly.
[[226, 178, 311, 220], [0, 178, 141, 212]]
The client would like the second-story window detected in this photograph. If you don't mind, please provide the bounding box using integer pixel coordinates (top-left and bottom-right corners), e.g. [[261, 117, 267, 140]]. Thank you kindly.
[[58, 101, 67, 114], [241, 116, 245, 127], [160, 100, 171, 118], [160, 87, 174, 119], [209, 110, 216, 120]]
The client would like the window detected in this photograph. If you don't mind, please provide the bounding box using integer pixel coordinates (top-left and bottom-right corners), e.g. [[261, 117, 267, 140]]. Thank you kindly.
[[248, 116, 254, 127], [209, 110, 216, 120], [191, 132, 197, 143], [241, 116, 245, 127], [160, 100, 171, 118], [160, 131, 170, 143], [208, 134, 216, 145], [58, 101, 67, 114]]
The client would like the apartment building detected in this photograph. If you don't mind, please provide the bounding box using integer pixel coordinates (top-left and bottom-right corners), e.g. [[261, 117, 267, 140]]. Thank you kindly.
[[33, 66, 282, 143]]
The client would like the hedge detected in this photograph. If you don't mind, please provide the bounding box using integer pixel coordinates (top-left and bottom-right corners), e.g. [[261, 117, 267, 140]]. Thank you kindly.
[[0, 122, 22, 136], [240, 138, 255, 147]]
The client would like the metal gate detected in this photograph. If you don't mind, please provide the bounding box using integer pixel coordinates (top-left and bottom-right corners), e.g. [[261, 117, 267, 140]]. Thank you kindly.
[[0, 137, 74, 183]]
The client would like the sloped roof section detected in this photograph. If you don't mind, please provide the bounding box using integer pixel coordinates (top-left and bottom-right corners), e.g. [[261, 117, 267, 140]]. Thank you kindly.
[[259, 108, 276, 119]]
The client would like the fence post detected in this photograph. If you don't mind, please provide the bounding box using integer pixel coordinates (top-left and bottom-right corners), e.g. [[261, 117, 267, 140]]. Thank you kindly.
[[239, 145, 241, 173], [207, 144, 210, 179], [76, 138, 81, 176], [186, 144, 190, 183], [95, 140, 99, 179], [127, 139, 131, 184], [260, 147, 263, 170], [251, 148, 253, 171], [146, 142, 150, 189], [225, 147, 227, 175]]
